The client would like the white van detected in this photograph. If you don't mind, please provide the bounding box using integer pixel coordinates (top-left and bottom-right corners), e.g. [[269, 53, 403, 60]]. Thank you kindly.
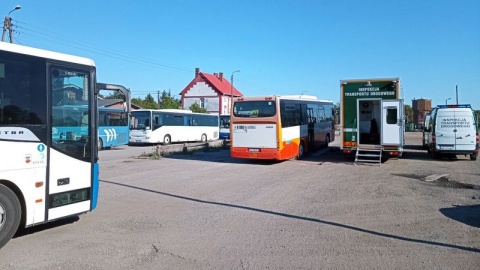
[[426, 104, 478, 160]]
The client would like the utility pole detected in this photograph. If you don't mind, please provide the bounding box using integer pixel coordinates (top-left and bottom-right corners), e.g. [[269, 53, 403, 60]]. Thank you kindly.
[[456, 84, 458, 105], [1, 17, 13, 42], [230, 70, 240, 113], [2, 5, 21, 43], [157, 90, 160, 109]]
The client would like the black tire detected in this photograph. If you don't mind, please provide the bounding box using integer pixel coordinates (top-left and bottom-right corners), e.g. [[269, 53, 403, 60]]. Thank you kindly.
[[325, 134, 330, 147], [296, 142, 305, 160], [98, 138, 103, 150], [0, 184, 22, 249], [470, 154, 477, 161], [430, 149, 440, 160], [201, 133, 207, 143], [163, 135, 171, 145]]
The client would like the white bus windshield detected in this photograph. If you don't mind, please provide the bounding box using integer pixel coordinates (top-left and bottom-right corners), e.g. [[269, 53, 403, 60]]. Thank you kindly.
[[130, 111, 151, 130]]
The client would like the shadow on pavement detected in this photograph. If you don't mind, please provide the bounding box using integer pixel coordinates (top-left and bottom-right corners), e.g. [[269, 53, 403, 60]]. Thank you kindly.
[[13, 215, 80, 239], [163, 148, 281, 166], [439, 204, 480, 228]]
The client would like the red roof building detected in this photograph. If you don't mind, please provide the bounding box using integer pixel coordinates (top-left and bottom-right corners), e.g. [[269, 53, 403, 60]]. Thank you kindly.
[[179, 67, 243, 115]]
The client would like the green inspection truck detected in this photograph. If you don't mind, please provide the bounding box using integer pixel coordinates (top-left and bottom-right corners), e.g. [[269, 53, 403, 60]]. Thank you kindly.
[[340, 78, 404, 163]]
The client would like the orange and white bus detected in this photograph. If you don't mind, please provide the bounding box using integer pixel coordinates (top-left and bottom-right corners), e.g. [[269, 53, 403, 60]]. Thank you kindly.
[[230, 95, 334, 160]]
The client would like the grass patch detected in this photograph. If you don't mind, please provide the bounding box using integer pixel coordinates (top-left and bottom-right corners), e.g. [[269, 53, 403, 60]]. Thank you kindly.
[[138, 145, 168, 160], [136, 142, 228, 159]]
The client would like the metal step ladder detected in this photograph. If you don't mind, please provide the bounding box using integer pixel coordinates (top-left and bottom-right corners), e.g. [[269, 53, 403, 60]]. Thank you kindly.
[[355, 147, 383, 166]]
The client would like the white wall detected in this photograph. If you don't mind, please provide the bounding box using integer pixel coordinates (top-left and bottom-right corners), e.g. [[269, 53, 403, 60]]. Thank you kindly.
[[183, 82, 220, 113], [185, 82, 216, 97], [221, 96, 231, 115], [184, 97, 219, 112]]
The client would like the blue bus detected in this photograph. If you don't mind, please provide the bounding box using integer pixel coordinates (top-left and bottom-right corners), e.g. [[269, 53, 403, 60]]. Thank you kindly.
[[219, 114, 230, 140]]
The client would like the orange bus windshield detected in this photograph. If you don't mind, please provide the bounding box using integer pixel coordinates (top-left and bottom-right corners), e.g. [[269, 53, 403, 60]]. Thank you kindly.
[[233, 100, 276, 118]]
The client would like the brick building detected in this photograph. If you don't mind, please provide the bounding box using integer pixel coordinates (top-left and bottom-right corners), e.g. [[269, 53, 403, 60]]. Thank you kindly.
[[412, 98, 432, 128]]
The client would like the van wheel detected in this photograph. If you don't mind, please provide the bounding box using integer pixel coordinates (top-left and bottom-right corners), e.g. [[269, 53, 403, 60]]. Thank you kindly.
[[324, 134, 330, 148], [0, 184, 22, 249], [470, 154, 477, 161], [98, 138, 103, 150], [201, 134, 207, 143], [296, 141, 305, 160], [163, 135, 171, 145]]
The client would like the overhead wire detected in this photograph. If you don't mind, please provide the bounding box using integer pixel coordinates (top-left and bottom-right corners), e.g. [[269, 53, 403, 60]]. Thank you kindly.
[[12, 19, 274, 95], [13, 19, 192, 73]]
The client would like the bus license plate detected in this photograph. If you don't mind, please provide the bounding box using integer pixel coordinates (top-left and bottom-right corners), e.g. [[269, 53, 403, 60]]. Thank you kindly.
[[249, 148, 260, 152]]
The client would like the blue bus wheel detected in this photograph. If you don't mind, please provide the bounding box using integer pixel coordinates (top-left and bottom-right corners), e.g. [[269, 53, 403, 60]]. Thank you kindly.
[[98, 138, 103, 150]]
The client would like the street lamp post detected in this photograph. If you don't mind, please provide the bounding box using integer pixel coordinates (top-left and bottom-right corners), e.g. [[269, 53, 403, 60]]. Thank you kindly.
[[230, 70, 240, 113], [445, 98, 451, 105], [8, 5, 22, 16], [2, 5, 22, 43]]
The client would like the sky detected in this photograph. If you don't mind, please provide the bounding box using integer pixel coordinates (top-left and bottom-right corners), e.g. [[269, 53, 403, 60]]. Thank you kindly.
[[3, 0, 480, 109]]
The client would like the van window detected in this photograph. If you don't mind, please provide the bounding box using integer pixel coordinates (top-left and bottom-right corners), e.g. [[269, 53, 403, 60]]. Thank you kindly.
[[386, 108, 397, 124]]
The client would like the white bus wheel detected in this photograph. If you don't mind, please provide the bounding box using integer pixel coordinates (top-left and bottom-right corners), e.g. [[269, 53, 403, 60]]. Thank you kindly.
[[163, 135, 171, 145], [0, 184, 21, 249], [201, 134, 207, 142]]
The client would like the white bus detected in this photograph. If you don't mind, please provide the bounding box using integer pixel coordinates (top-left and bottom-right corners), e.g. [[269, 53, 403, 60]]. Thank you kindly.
[[0, 43, 129, 249], [129, 109, 219, 144]]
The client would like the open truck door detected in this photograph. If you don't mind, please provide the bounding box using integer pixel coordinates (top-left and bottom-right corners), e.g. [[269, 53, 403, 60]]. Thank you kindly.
[[381, 99, 404, 146]]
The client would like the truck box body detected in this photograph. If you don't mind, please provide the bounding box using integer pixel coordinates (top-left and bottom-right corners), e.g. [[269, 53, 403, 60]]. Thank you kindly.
[[427, 105, 478, 160], [340, 78, 404, 157]]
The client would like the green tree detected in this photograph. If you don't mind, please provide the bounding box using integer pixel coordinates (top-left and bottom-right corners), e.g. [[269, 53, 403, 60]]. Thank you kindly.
[[334, 102, 340, 125], [101, 91, 124, 99], [131, 93, 158, 109], [190, 102, 207, 113], [158, 90, 181, 109], [476, 110, 480, 128], [404, 104, 413, 124]]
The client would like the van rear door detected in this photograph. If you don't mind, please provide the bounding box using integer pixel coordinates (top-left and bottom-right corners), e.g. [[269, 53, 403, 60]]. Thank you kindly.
[[454, 109, 476, 151], [435, 109, 456, 150], [435, 108, 476, 151]]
